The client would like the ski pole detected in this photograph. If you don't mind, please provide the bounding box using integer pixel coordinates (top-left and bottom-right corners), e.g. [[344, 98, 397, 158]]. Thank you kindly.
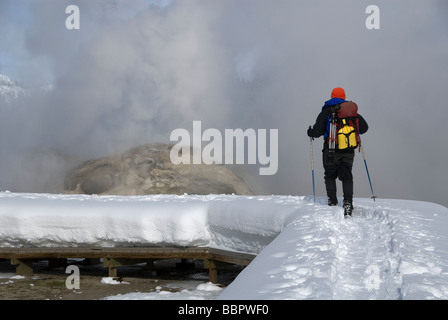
[[309, 134, 316, 203], [361, 145, 377, 201]]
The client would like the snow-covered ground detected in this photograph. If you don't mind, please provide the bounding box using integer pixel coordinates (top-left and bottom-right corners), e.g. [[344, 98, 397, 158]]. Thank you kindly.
[[0, 192, 447, 300]]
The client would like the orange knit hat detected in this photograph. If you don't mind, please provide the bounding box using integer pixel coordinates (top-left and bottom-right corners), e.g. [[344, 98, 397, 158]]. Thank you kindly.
[[331, 87, 346, 100]]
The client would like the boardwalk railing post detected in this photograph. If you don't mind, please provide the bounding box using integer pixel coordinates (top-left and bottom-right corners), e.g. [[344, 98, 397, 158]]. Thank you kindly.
[[204, 259, 218, 284], [11, 258, 34, 276]]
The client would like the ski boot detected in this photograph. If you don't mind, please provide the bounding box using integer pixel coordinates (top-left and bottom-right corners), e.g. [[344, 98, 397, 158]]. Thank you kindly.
[[343, 200, 354, 218], [328, 197, 338, 207]]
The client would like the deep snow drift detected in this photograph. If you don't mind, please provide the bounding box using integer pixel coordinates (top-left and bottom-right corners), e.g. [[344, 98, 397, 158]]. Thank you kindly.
[[0, 192, 447, 300]]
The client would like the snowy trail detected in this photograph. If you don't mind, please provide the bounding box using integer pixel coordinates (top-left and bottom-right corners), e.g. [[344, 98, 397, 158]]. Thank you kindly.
[[329, 205, 399, 299], [1, 192, 447, 300], [218, 198, 448, 300]]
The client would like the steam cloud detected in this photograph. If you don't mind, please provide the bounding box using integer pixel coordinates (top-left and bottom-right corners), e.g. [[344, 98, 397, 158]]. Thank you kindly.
[[0, 0, 447, 206]]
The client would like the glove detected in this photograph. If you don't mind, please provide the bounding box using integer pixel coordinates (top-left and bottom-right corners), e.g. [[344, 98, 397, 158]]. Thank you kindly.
[[307, 126, 314, 139]]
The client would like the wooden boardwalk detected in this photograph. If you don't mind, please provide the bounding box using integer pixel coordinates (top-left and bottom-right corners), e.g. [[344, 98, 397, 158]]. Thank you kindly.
[[0, 247, 256, 284]]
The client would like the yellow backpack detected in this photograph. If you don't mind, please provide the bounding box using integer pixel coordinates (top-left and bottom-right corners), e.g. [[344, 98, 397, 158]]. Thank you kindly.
[[338, 119, 358, 150]]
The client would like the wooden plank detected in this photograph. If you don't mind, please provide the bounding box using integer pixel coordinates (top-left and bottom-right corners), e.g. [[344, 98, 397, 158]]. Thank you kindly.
[[1, 247, 254, 258], [0, 246, 257, 282], [209, 248, 256, 266], [0, 247, 206, 259], [0, 246, 254, 262]]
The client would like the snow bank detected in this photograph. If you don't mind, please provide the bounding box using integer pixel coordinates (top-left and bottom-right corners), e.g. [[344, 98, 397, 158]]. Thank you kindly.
[[0, 192, 211, 248], [208, 195, 301, 253], [0, 192, 300, 252]]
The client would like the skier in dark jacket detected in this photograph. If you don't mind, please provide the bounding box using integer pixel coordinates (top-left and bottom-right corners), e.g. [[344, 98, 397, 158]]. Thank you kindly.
[[307, 87, 369, 216]]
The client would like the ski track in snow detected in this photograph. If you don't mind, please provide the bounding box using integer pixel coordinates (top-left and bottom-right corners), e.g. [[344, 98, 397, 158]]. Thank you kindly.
[[219, 197, 448, 300]]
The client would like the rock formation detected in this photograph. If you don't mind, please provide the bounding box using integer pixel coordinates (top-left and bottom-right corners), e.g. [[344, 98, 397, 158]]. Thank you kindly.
[[64, 143, 252, 196]]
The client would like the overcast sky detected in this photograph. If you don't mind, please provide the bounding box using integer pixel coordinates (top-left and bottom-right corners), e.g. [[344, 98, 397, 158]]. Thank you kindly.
[[0, 0, 447, 207]]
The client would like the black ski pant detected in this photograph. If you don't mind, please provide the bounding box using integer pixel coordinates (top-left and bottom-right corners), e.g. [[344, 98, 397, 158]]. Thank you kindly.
[[322, 147, 355, 203]]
